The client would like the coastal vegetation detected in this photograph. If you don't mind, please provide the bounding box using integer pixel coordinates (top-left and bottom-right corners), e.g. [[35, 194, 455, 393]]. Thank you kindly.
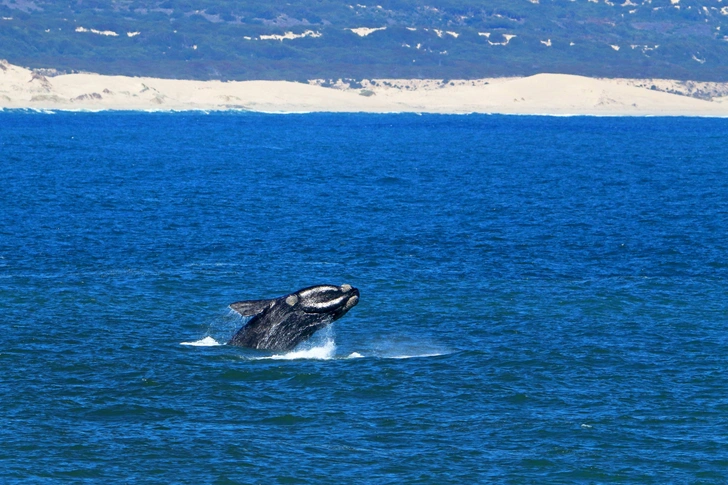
[[1, 0, 727, 80]]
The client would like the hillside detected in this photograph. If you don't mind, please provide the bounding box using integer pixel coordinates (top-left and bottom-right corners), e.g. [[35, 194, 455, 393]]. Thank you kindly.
[[1, 0, 727, 81]]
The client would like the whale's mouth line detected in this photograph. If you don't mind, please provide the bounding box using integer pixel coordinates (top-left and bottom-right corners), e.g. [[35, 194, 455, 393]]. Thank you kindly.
[[301, 303, 349, 316]]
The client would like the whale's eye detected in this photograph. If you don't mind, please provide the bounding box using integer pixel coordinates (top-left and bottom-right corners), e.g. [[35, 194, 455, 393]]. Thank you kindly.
[[341, 284, 352, 292], [285, 295, 299, 306]]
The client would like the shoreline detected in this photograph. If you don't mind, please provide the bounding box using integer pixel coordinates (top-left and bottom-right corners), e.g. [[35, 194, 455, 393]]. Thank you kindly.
[[4, 108, 725, 119], [2, 60, 727, 117]]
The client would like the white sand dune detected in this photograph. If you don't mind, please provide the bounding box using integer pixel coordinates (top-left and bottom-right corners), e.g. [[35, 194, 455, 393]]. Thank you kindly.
[[1, 60, 726, 116]]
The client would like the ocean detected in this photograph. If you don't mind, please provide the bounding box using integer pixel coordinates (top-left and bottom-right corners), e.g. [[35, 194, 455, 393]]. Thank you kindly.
[[1, 112, 727, 483]]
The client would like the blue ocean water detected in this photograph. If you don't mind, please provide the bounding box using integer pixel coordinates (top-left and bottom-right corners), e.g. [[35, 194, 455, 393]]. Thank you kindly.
[[1, 112, 727, 483]]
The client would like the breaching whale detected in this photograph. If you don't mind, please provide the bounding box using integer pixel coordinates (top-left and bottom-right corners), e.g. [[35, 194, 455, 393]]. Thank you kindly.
[[228, 284, 360, 351]]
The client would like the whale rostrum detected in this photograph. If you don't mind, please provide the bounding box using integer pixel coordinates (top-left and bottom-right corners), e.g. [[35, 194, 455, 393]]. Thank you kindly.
[[228, 284, 360, 351]]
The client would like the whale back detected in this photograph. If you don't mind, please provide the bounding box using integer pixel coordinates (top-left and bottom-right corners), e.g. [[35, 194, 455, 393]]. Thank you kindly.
[[229, 303, 328, 350]]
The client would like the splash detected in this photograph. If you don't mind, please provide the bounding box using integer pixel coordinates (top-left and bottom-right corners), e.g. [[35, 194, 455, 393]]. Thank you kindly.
[[257, 325, 338, 360], [259, 338, 337, 360], [182, 319, 450, 360], [180, 336, 221, 347]]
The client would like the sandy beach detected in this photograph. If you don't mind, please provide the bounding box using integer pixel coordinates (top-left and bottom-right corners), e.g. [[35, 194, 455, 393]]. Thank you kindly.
[[1, 60, 727, 116]]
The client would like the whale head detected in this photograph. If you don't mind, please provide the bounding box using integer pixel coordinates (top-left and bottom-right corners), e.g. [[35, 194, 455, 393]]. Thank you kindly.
[[228, 284, 360, 351], [291, 284, 360, 315]]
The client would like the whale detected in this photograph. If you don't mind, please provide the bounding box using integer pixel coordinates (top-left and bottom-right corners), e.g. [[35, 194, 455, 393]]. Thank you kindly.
[[228, 284, 360, 351]]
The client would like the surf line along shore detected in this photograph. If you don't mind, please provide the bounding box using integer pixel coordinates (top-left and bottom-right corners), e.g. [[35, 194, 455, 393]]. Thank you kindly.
[[1, 60, 728, 116]]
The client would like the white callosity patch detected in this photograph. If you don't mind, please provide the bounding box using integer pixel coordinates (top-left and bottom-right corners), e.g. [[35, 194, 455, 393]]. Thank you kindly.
[[296, 284, 356, 312], [296, 286, 339, 301], [301, 295, 347, 311], [343, 294, 359, 310]]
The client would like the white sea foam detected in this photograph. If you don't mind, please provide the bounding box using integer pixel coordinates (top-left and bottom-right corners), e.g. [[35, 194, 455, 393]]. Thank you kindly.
[[180, 336, 222, 346], [181, 321, 449, 361], [387, 352, 445, 359], [343, 350, 446, 359], [262, 339, 337, 360], [359, 337, 451, 360]]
